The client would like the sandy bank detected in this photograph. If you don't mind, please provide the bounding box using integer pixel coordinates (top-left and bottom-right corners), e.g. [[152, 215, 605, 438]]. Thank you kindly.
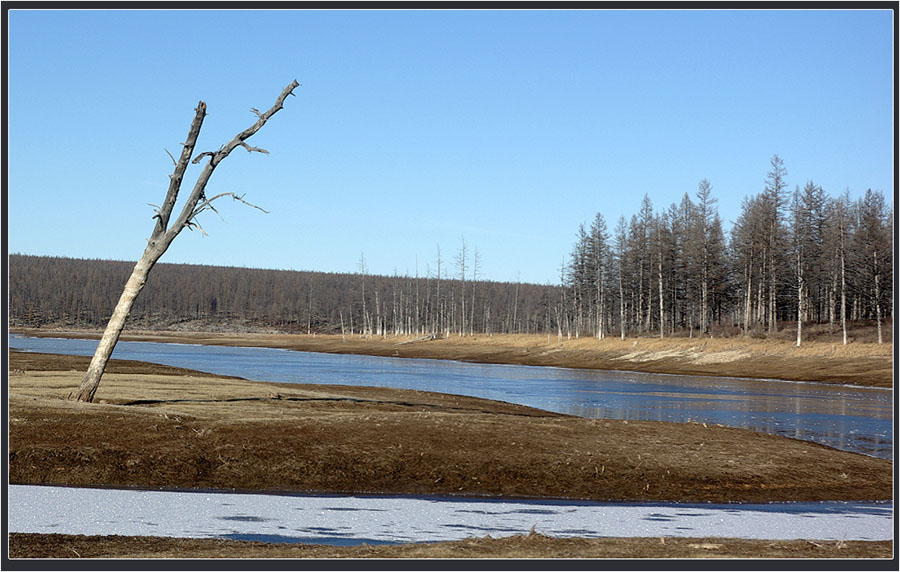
[[11, 328, 893, 387]]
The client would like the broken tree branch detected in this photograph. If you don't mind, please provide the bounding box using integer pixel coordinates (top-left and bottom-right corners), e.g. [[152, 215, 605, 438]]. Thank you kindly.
[[239, 142, 269, 155], [167, 79, 299, 241], [190, 192, 270, 222], [191, 151, 216, 165], [152, 102, 207, 239]]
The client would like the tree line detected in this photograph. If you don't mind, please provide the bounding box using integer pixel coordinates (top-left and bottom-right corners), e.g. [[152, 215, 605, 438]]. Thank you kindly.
[[561, 155, 892, 344], [8, 252, 556, 337]]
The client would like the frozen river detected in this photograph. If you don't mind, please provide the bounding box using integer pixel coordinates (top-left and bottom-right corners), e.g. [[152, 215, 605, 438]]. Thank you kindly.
[[8, 485, 893, 544]]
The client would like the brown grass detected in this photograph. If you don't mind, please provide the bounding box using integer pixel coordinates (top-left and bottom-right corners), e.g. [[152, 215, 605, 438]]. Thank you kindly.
[[16, 327, 889, 387], [9, 352, 892, 504], [8, 532, 894, 559]]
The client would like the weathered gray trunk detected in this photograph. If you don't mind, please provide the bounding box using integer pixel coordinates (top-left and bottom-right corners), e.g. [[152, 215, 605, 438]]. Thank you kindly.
[[657, 251, 664, 339], [618, 269, 625, 340], [840, 242, 848, 345], [796, 249, 803, 347], [874, 249, 883, 344], [71, 80, 299, 403], [743, 261, 752, 336], [71, 242, 168, 402]]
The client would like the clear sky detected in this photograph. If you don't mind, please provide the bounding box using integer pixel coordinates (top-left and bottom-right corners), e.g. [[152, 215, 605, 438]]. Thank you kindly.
[[7, 8, 894, 285]]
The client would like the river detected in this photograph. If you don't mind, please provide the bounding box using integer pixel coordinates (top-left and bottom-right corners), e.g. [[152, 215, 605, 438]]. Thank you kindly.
[[8, 334, 893, 459]]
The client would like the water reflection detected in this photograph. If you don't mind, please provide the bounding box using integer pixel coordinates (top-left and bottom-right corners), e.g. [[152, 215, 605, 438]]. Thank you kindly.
[[8, 334, 893, 459]]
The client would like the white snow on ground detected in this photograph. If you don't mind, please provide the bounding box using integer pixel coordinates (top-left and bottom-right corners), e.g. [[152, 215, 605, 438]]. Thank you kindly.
[[8, 485, 893, 545]]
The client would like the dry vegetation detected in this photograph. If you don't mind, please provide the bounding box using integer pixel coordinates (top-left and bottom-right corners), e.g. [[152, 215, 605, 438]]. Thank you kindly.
[[10, 353, 891, 503], [8, 532, 893, 560], [7, 330, 894, 560], [15, 326, 891, 387]]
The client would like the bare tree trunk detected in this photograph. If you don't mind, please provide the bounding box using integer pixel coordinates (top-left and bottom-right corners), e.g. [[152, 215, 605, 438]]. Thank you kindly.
[[743, 262, 752, 336], [756, 275, 764, 326], [657, 254, 664, 339], [375, 289, 383, 338], [874, 249, 883, 344], [618, 269, 626, 340], [71, 245, 165, 402], [638, 261, 645, 334], [828, 270, 837, 334], [512, 278, 520, 334], [71, 80, 299, 402], [768, 254, 777, 335], [840, 241, 848, 345], [656, 221, 664, 339], [307, 285, 313, 335], [469, 251, 477, 336], [796, 249, 803, 347]]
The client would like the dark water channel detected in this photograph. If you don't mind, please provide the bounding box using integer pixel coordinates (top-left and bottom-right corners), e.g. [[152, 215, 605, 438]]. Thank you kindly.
[[9, 334, 893, 459]]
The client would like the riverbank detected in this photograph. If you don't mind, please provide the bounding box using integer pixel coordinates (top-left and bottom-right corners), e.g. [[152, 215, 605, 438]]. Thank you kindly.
[[11, 327, 894, 387], [9, 532, 893, 559], [8, 350, 894, 559], [12, 352, 890, 503]]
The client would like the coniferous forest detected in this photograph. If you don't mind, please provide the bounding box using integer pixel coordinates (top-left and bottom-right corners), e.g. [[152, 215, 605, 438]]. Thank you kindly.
[[9, 156, 892, 343]]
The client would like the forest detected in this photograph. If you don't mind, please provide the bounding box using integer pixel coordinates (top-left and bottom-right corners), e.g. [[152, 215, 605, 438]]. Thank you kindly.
[[8, 156, 892, 344], [562, 156, 892, 345], [8, 253, 552, 337]]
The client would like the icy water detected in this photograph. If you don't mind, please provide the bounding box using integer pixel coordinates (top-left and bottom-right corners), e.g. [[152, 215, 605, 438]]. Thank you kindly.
[[8, 485, 893, 544], [9, 334, 893, 459]]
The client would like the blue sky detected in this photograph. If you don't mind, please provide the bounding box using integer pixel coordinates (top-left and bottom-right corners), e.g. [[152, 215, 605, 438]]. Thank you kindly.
[[7, 8, 894, 285]]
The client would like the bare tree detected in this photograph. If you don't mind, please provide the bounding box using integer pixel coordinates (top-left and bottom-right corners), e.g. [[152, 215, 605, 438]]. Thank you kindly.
[[71, 80, 300, 402], [455, 235, 467, 336], [855, 189, 889, 344], [589, 213, 609, 340], [358, 253, 370, 338], [827, 191, 855, 345], [656, 214, 665, 339], [695, 179, 717, 334], [762, 154, 788, 334], [469, 246, 481, 335], [614, 216, 628, 339]]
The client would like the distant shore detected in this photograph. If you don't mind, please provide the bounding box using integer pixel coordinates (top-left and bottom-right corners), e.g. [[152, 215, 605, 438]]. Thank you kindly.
[[11, 327, 893, 388]]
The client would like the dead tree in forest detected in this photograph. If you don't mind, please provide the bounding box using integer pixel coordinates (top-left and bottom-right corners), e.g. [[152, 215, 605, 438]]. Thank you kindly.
[[71, 80, 300, 403]]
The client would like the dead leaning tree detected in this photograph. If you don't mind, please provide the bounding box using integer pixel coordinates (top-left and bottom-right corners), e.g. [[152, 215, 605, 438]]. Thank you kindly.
[[70, 80, 300, 403]]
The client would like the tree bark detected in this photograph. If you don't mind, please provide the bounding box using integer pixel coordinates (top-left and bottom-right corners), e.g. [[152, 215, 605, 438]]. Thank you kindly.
[[70, 242, 167, 402], [618, 268, 626, 340], [796, 249, 803, 347], [657, 249, 664, 339], [840, 229, 848, 346], [743, 260, 752, 337], [72, 80, 299, 402], [874, 249, 883, 344]]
